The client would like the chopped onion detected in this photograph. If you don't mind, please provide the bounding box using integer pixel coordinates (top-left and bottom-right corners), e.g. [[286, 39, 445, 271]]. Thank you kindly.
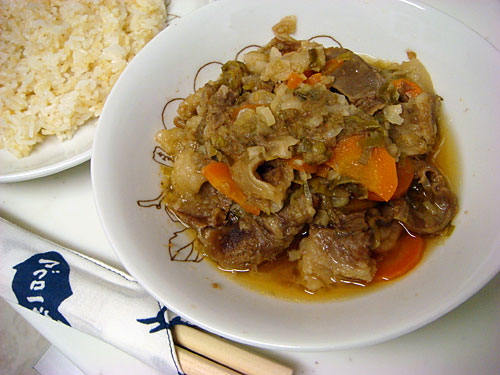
[[280, 93, 303, 110], [383, 104, 404, 125], [256, 106, 276, 126]]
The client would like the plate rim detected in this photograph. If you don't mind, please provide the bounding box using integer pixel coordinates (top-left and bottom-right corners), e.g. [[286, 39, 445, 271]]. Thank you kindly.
[[0, 149, 92, 183]]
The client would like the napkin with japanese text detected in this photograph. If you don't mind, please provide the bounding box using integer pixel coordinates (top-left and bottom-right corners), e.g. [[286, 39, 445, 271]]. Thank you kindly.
[[0, 217, 185, 375]]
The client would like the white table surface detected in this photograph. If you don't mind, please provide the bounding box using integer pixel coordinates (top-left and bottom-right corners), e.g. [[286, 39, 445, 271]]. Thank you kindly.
[[2, 1, 499, 374]]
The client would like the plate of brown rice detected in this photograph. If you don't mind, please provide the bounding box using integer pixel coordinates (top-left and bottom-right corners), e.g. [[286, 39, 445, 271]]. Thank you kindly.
[[0, 0, 168, 182]]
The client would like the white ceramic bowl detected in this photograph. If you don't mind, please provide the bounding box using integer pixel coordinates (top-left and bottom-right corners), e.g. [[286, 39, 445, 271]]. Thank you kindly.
[[92, 0, 500, 350]]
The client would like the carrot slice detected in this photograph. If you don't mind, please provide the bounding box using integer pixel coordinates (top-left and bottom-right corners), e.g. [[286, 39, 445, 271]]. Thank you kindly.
[[392, 158, 415, 199], [286, 156, 319, 174], [287, 72, 305, 89], [374, 233, 425, 281], [368, 158, 415, 201], [323, 58, 344, 74], [325, 134, 397, 201], [201, 162, 260, 215], [304, 72, 323, 85], [391, 78, 423, 98]]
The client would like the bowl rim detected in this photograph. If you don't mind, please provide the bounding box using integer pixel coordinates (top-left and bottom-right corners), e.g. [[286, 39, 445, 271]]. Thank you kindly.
[[92, 0, 500, 350]]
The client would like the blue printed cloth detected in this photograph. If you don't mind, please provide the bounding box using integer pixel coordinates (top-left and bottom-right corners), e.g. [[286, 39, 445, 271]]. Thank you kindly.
[[0, 2, 218, 373], [0, 217, 185, 375]]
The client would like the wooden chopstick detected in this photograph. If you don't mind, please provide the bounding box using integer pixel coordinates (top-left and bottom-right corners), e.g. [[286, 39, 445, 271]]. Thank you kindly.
[[173, 325, 294, 375], [175, 345, 241, 375]]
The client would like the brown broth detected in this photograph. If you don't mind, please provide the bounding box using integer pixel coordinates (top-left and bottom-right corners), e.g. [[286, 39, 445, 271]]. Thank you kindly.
[[432, 112, 461, 195], [212, 253, 379, 302]]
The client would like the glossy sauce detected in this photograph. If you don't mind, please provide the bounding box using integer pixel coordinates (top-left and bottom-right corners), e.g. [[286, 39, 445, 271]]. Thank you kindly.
[[213, 252, 377, 302]]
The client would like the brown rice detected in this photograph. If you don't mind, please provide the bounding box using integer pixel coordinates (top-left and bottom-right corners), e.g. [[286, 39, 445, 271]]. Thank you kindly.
[[0, 0, 167, 157]]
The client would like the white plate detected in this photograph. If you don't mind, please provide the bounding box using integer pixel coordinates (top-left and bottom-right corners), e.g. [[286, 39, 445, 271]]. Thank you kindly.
[[92, 0, 500, 350], [0, 119, 96, 183]]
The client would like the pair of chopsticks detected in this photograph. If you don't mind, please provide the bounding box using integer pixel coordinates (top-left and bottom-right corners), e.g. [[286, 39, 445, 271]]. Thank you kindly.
[[172, 325, 293, 375]]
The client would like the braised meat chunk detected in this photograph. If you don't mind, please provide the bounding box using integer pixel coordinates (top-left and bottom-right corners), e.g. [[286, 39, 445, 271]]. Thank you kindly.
[[324, 47, 386, 115], [392, 161, 457, 235], [201, 187, 315, 269], [389, 92, 440, 156], [299, 226, 375, 291], [166, 183, 232, 230]]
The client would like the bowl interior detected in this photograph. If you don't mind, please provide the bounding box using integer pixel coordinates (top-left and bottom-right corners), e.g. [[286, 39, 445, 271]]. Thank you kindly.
[[92, 0, 500, 350]]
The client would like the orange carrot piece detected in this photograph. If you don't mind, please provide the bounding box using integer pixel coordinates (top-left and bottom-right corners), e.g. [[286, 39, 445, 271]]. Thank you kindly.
[[325, 134, 397, 201], [323, 58, 344, 74], [287, 72, 305, 89], [202, 162, 260, 215], [286, 156, 319, 174], [391, 78, 423, 98], [373, 233, 424, 281], [367, 191, 384, 201], [368, 191, 382, 202], [304, 73, 323, 85], [368, 158, 415, 201], [392, 158, 415, 199]]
